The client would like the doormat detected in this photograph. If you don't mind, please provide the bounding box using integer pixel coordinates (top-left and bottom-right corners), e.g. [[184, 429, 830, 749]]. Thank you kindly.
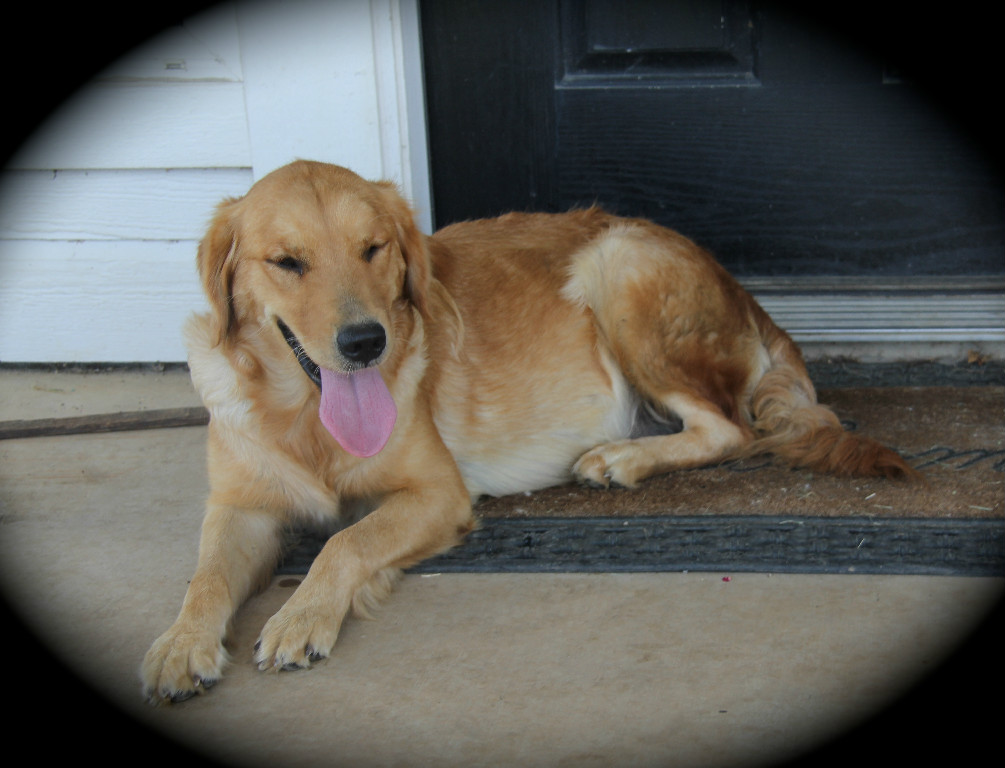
[[280, 384, 1004, 577]]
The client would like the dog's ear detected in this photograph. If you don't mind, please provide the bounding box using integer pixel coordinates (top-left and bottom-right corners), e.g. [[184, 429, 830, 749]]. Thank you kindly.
[[196, 197, 242, 346], [375, 182, 431, 317]]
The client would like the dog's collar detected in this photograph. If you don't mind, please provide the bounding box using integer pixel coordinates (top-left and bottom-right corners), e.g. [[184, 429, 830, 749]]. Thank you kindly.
[[276, 318, 322, 389]]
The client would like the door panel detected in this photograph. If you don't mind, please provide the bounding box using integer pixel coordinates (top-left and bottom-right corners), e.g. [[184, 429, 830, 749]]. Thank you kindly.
[[561, 0, 757, 86]]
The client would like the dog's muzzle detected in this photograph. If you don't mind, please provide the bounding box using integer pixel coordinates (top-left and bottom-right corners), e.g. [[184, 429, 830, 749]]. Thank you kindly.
[[275, 317, 397, 457], [277, 318, 388, 389]]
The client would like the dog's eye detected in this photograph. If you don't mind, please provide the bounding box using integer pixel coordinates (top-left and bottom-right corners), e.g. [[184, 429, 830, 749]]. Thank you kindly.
[[363, 243, 386, 263], [269, 255, 305, 276]]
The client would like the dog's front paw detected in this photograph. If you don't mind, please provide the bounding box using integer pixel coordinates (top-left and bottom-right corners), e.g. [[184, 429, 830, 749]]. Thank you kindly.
[[253, 599, 346, 672], [573, 441, 644, 489], [141, 625, 228, 704]]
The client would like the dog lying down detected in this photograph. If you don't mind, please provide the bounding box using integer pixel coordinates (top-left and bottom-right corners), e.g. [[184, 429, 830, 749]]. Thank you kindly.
[[141, 160, 913, 703]]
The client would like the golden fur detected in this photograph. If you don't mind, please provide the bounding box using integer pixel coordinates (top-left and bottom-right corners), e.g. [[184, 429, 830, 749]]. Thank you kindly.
[[141, 160, 913, 702]]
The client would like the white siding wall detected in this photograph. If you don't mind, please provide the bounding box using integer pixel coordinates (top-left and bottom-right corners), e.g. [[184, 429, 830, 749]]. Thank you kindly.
[[0, 0, 429, 363]]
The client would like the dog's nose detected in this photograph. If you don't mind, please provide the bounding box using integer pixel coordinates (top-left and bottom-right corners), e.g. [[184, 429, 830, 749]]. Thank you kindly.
[[337, 322, 386, 365]]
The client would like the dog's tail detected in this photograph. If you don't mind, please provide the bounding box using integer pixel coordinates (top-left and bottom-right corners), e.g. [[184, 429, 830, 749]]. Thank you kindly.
[[738, 314, 916, 479]]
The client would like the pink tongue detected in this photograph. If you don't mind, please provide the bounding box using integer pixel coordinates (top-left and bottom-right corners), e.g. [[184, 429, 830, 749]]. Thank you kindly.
[[318, 367, 397, 457]]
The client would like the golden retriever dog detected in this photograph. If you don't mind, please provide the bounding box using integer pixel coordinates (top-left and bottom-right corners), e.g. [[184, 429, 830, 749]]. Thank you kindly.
[[141, 160, 913, 703]]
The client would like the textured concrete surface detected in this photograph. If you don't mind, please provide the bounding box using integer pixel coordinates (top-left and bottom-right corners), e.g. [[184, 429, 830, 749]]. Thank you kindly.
[[1, 369, 1001, 767]]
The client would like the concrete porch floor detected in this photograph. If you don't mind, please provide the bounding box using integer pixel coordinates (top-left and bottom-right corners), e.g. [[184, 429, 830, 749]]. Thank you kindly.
[[0, 368, 1001, 767]]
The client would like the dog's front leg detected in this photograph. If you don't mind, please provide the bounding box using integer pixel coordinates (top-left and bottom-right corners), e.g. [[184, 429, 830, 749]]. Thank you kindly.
[[253, 475, 472, 671], [141, 503, 284, 703]]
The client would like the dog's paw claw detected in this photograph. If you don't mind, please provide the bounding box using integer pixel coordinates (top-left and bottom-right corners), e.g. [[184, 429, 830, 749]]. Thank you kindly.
[[193, 675, 217, 690], [306, 645, 327, 662], [255, 654, 317, 672]]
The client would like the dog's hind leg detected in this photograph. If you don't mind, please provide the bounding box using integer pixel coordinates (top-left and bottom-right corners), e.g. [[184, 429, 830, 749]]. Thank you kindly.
[[564, 220, 765, 487]]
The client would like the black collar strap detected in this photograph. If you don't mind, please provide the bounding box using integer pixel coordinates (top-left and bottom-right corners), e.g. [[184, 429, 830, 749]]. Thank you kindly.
[[276, 318, 322, 389]]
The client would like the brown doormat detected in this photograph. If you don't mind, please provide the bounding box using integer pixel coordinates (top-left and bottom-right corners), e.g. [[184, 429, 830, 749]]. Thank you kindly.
[[476, 386, 1005, 521], [281, 385, 1004, 576]]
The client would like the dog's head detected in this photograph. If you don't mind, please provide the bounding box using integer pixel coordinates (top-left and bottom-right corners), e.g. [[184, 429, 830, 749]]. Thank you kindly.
[[195, 160, 432, 456]]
